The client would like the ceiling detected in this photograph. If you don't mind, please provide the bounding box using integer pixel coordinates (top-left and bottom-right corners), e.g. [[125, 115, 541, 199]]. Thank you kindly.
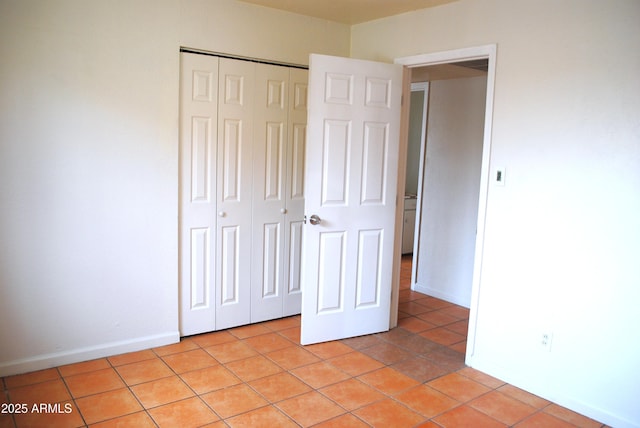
[[238, 0, 458, 25], [237, 0, 484, 82]]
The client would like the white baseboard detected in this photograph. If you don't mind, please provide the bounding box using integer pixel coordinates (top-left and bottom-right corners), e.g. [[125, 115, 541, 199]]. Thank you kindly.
[[0, 331, 180, 377], [413, 283, 471, 308], [468, 357, 640, 428]]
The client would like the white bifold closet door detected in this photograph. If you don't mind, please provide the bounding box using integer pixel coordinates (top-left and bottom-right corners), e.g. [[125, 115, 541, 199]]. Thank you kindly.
[[215, 57, 254, 330], [251, 64, 308, 323], [179, 53, 219, 336], [179, 52, 307, 336], [283, 67, 308, 317]]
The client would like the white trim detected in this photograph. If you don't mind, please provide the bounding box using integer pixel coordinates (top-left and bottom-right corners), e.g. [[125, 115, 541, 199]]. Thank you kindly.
[[394, 44, 497, 366], [395, 44, 496, 67], [0, 331, 179, 377], [408, 82, 429, 290], [414, 284, 470, 308], [470, 358, 640, 428]]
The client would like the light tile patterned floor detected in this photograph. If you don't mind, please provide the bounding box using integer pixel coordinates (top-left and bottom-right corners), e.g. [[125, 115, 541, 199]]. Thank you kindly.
[[0, 257, 606, 427]]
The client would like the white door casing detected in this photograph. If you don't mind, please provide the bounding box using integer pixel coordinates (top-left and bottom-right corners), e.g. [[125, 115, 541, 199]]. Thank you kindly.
[[395, 44, 497, 362], [179, 53, 219, 335], [301, 54, 403, 345]]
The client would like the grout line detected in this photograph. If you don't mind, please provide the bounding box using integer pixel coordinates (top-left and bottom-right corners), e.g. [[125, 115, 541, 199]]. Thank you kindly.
[[112, 357, 160, 428], [4, 263, 603, 427], [55, 366, 89, 428], [1, 376, 17, 428]]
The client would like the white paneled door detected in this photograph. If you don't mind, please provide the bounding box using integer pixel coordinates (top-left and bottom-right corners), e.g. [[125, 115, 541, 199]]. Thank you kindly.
[[283, 68, 308, 316], [180, 51, 401, 342], [179, 53, 219, 336], [180, 52, 308, 336], [250, 65, 309, 323], [215, 58, 254, 330], [301, 54, 403, 345], [251, 63, 290, 323]]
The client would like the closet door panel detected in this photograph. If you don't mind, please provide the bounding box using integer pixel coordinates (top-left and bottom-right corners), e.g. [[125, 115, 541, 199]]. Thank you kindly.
[[251, 63, 289, 323], [180, 53, 307, 332], [216, 58, 254, 330], [179, 53, 218, 336], [284, 68, 308, 316]]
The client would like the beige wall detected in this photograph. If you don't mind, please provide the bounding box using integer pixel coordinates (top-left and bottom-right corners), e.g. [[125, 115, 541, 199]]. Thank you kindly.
[[179, 0, 349, 65], [352, 1, 640, 426], [0, 0, 349, 376], [2, 0, 638, 425], [414, 76, 486, 308]]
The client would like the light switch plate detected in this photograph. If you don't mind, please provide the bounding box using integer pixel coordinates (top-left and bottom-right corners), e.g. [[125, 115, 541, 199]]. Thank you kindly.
[[495, 167, 506, 186]]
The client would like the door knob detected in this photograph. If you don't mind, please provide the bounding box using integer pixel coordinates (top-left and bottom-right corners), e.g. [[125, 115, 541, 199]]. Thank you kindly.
[[218, 211, 226, 217], [309, 214, 321, 225]]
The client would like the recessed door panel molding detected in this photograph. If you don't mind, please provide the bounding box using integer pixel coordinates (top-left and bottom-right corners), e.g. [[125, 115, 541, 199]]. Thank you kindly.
[[191, 116, 212, 202], [365, 77, 392, 108], [360, 122, 389, 205], [317, 231, 346, 313], [189, 227, 211, 309], [290, 123, 306, 200], [261, 223, 281, 298], [287, 221, 303, 296], [192, 70, 214, 102], [263, 121, 284, 201], [293, 81, 308, 111], [321, 119, 351, 206], [179, 52, 219, 336], [290, 74, 308, 202], [220, 226, 239, 305], [221, 119, 242, 202], [216, 226, 249, 329], [325, 72, 353, 105], [224, 75, 245, 105], [355, 229, 383, 308], [267, 79, 286, 109]]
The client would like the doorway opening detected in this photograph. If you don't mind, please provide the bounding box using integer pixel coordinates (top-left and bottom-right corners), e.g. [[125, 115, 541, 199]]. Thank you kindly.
[[394, 45, 497, 364]]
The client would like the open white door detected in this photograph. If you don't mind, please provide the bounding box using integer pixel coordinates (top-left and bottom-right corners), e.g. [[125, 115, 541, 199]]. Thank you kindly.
[[301, 54, 403, 345]]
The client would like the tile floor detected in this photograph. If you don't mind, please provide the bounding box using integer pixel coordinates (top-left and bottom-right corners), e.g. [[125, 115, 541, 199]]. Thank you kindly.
[[1, 257, 606, 427]]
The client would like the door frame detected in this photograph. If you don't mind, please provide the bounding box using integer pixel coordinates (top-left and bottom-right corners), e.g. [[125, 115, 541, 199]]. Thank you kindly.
[[392, 44, 497, 365], [407, 82, 429, 286]]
